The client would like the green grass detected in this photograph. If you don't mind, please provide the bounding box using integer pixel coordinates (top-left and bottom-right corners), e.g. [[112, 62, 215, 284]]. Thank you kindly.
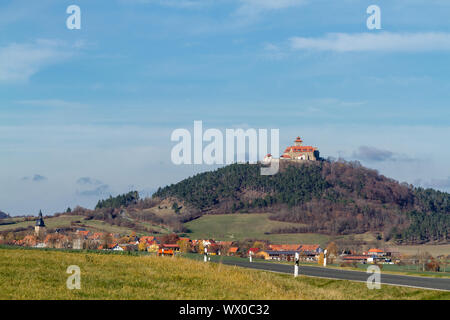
[[0, 247, 448, 300], [183, 213, 332, 245]]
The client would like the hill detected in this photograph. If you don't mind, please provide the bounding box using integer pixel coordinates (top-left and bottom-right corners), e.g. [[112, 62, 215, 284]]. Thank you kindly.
[[0, 247, 446, 300], [154, 160, 449, 244]]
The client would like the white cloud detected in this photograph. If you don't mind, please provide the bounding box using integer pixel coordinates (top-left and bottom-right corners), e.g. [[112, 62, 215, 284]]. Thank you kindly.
[[290, 32, 450, 52], [118, 0, 212, 9], [0, 39, 75, 83], [15, 99, 86, 109], [237, 0, 306, 15]]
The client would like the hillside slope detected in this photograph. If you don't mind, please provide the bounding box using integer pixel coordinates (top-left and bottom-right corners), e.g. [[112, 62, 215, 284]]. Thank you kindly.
[[154, 160, 449, 243]]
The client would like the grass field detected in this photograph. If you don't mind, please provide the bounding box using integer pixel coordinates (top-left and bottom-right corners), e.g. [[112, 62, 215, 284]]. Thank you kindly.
[[183, 213, 333, 246], [388, 244, 450, 257], [1, 247, 448, 300], [0, 215, 86, 232]]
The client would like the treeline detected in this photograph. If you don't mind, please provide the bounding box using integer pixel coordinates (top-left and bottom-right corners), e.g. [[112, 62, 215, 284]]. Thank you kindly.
[[153, 160, 449, 243], [95, 191, 140, 209]]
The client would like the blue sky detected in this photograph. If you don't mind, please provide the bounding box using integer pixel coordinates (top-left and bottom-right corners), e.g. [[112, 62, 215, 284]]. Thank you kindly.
[[1, 0, 449, 215]]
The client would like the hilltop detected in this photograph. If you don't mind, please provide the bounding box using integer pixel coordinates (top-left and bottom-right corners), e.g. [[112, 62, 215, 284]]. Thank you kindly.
[[153, 160, 449, 244]]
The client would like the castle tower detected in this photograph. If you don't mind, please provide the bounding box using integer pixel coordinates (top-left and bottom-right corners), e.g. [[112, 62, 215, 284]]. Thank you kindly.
[[35, 210, 46, 237], [294, 137, 303, 146]]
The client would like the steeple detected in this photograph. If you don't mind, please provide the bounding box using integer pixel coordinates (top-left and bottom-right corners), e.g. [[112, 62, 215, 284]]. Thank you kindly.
[[294, 136, 303, 146], [35, 210, 45, 227]]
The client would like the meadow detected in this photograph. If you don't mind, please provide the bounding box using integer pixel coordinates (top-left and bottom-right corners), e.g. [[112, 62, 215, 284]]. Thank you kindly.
[[184, 213, 336, 246], [0, 247, 448, 300]]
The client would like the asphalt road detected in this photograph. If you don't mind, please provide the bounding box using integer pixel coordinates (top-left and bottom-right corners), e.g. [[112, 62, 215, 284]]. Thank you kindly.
[[216, 259, 450, 291]]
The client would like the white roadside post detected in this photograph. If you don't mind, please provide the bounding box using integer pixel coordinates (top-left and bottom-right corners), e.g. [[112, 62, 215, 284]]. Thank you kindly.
[[294, 252, 299, 277], [204, 247, 207, 262], [323, 249, 328, 267], [249, 251, 253, 263]]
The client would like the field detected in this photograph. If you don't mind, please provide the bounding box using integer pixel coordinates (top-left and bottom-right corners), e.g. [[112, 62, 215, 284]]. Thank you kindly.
[[0, 214, 161, 236], [184, 213, 334, 246], [0, 247, 448, 300], [0, 215, 85, 232], [388, 244, 450, 257]]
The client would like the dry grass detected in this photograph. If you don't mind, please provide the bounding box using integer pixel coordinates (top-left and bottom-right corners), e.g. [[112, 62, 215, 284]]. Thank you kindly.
[[0, 248, 448, 300]]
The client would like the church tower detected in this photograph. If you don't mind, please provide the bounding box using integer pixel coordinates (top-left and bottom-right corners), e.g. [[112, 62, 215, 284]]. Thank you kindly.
[[35, 210, 46, 237], [294, 137, 303, 146]]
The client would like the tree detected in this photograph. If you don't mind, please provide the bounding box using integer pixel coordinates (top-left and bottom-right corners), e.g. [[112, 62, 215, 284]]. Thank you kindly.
[[161, 233, 179, 245], [197, 241, 205, 254], [138, 241, 147, 251], [326, 241, 339, 264], [177, 239, 191, 253], [318, 252, 324, 266], [102, 233, 114, 248]]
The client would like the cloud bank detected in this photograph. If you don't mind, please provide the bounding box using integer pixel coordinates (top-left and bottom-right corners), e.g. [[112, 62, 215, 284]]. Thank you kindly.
[[290, 32, 450, 52]]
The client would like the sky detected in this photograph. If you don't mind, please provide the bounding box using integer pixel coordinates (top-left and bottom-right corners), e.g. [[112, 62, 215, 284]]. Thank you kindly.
[[0, 0, 449, 215]]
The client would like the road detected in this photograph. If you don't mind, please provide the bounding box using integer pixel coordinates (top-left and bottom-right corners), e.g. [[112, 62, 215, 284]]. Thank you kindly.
[[214, 258, 450, 291]]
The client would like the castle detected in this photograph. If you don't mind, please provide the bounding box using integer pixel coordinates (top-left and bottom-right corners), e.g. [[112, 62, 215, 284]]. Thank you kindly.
[[281, 136, 319, 161], [264, 136, 319, 162]]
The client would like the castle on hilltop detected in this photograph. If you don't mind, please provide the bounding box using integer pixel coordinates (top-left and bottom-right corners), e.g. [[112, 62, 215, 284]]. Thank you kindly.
[[281, 136, 319, 161], [264, 136, 319, 162]]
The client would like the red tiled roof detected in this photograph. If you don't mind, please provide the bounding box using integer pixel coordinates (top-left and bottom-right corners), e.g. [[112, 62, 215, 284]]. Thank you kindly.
[[269, 244, 301, 251], [368, 248, 383, 253], [300, 244, 320, 252], [284, 146, 316, 153], [228, 247, 239, 253]]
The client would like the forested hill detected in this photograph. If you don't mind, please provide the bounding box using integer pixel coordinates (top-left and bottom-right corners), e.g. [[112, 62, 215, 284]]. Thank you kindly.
[[153, 160, 449, 243]]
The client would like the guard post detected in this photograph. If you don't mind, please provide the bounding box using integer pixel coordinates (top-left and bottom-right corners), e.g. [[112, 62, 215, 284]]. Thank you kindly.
[[294, 252, 299, 277]]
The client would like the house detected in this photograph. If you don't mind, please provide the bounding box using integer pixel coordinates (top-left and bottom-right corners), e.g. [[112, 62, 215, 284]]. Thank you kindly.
[[364, 248, 385, 256], [112, 244, 124, 251], [267, 244, 322, 261], [207, 243, 220, 255], [146, 241, 160, 253], [342, 255, 369, 263], [158, 248, 174, 256], [76, 229, 91, 239], [161, 244, 180, 253], [269, 244, 301, 251], [228, 247, 239, 256], [257, 250, 299, 261]]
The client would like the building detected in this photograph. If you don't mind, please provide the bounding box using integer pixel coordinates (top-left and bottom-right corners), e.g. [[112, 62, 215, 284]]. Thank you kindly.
[[363, 248, 385, 256], [280, 137, 319, 161], [34, 210, 46, 237], [257, 250, 299, 261]]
